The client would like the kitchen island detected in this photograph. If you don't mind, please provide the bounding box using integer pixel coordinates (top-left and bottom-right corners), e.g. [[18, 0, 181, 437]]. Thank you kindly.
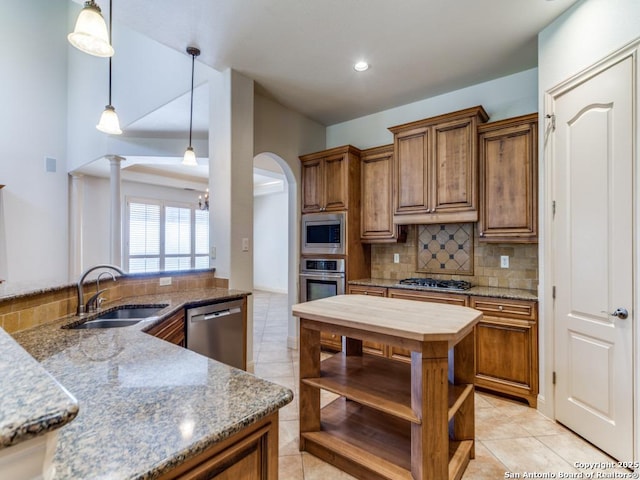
[[7, 288, 293, 479], [293, 294, 482, 480]]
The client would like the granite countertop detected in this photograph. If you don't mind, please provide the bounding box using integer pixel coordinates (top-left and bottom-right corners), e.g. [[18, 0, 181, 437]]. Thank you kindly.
[[8, 287, 294, 479], [0, 328, 79, 448], [349, 278, 538, 301]]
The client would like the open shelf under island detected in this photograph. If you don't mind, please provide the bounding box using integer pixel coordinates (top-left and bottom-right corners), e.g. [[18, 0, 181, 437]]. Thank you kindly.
[[293, 294, 483, 480]]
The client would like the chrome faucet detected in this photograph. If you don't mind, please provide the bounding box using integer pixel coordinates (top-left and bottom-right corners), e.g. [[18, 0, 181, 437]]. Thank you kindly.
[[76, 264, 126, 316]]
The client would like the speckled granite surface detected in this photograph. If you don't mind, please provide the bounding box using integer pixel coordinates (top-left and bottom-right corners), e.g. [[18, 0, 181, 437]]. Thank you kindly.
[[349, 278, 538, 301], [0, 328, 79, 449], [9, 288, 293, 479]]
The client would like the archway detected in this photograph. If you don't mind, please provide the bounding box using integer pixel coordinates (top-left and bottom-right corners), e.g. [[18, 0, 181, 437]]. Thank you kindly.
[[253, 152, 298, 350]]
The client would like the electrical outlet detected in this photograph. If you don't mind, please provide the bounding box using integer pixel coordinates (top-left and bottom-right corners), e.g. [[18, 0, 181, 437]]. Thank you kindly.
[[159, 277, 172, 286], [393, 253, 400, 264], [210, 246, 216, 259], [500, 256, 509, 268]]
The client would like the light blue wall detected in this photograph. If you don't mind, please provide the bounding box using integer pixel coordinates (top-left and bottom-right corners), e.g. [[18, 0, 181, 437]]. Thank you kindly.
[[326, 68, 538, 149]]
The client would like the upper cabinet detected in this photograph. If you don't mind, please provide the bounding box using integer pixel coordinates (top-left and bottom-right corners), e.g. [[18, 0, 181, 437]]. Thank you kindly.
[[389, 106, 489, 225], [359, 144, 407, 243], [477, 113, 538, 243], [300, 145, 361, 213]]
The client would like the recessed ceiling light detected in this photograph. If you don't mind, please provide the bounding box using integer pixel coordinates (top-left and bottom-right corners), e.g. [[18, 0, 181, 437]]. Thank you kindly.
[[354, 61, 369, 72]]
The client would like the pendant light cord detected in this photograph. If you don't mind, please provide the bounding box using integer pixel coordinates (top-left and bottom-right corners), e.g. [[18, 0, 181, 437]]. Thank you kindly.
[[108, 0, 113, 105], [188, 51, 195, 148]]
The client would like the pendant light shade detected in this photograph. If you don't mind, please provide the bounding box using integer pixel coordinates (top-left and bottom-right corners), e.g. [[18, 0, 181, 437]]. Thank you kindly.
[[182, 46, 201, 166], [68, 1, 114, 57], [97, 105, 122, 134], [183, 147, 197, 166]]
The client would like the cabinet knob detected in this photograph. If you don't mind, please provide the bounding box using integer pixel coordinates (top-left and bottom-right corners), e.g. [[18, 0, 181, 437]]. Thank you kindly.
[[480, 231, 484, 237], [426, 208, 431, 213], [498, 305, 504, 311], [364, 291, 368, 295]]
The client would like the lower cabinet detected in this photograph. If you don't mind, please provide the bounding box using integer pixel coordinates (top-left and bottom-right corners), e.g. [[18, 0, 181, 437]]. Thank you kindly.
[[470, 296, 538, 407], [387, 288, 469, 362], [145, 309, 185, 347], [157, 413, 278, 480], [347, 285, 539, 406]]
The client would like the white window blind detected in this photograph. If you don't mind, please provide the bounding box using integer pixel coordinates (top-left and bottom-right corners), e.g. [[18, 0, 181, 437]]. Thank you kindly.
[[125, 198, 209, 273]]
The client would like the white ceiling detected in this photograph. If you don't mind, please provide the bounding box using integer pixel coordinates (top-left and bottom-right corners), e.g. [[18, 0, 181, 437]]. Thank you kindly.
[[80, 0, 578, 190], [114, 0, 578, 126]]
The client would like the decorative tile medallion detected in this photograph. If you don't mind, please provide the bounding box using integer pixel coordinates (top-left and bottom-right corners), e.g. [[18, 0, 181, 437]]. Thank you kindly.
[[417, 223, 473, 275]]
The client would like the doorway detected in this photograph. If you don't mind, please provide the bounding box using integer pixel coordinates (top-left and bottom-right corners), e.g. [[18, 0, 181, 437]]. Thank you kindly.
[[548, 47, 636, 462], [253, 152, 299, 351]]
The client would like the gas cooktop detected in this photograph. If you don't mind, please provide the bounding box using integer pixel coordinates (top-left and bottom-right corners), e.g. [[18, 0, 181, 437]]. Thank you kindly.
[[397, 278, 472, 291]]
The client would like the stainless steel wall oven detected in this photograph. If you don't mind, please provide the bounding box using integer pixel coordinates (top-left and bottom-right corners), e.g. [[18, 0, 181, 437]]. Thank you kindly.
[[299, 258, 345, 303]]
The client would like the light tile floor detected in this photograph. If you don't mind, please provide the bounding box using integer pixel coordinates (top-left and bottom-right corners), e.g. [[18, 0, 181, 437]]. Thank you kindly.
[[252, 291, 623, 479]]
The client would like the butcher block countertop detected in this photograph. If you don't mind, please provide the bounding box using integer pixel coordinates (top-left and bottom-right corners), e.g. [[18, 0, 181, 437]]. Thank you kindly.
[[292, 294, 483, 343]]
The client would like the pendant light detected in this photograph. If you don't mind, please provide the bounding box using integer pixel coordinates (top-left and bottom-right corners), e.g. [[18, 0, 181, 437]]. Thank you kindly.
[[183, 46, 201, 166], [96, 0, 121, 135], [68, 0, 114, 58]]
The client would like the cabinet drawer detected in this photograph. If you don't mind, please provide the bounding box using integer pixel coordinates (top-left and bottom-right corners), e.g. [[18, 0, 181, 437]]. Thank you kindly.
[[388, 288, 468, 306], [347, 285, 387, 297], [470, 297, 537, 321]]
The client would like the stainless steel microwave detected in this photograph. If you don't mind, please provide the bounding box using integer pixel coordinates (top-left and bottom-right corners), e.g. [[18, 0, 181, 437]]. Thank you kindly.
[[301, 212, 345, 255]]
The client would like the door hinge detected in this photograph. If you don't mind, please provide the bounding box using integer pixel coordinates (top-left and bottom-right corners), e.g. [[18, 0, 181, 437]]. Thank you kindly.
[[552, 200, 556, 217], [552, 286, 556, 299], [553, 371, 556, 385], [546, 113, 556, 131]]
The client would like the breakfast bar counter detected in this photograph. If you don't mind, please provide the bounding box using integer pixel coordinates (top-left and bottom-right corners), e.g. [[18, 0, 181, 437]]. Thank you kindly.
[[293, 294, 483, 480]]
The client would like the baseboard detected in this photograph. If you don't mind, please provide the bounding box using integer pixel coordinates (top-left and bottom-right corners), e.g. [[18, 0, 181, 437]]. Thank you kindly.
[[253, 285, 288, 294], [287, 335, 298, 350]]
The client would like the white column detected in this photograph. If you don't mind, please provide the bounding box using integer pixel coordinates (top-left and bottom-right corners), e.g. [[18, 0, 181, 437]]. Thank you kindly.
[[69, 174, 84, 279], [106, 155, 125, 267]]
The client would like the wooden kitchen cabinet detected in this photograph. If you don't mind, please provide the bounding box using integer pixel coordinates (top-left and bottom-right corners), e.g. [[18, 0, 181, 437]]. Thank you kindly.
[[389, 106, 489, 225], [347, 284, 387, 357], [478, 113, 538, 243], [387, 288, 469, 362], [145, 309, 185, 347], [300, 145, 361, 213], [470, 296, 538, 406], [157, 413, 278, 480], [360, 144, 407, 243]]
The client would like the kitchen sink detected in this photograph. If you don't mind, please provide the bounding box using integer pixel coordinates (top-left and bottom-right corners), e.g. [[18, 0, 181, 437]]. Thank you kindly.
[[68, 305, 168, 329]]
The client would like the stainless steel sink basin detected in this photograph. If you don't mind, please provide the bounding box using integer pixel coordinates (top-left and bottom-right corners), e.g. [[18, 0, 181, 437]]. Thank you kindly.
[[69, 305, 168, 329]]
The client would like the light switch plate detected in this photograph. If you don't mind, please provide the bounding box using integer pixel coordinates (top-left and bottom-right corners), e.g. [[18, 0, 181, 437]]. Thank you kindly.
[[500, 256, 509, 268], [242, 238, 249, 252], [393, 253, 400, 263]]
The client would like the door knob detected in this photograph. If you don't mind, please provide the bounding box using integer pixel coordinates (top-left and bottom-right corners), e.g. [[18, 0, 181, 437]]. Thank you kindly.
[[610, 308, 629, 320]]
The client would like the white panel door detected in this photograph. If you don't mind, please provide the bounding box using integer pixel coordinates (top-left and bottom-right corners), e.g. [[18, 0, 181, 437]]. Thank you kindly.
[[553, 55, 634, 462]]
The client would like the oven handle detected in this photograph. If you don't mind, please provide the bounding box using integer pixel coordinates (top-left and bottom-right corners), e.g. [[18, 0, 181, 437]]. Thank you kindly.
[[299, 272, 345, 279]]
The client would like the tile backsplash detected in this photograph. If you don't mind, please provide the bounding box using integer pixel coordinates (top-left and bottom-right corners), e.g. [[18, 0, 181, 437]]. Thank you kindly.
[[371, 224, 538, 291]]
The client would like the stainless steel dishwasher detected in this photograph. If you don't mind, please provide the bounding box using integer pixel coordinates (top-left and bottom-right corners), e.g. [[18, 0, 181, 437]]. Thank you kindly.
[[186, 298, 245, 369]]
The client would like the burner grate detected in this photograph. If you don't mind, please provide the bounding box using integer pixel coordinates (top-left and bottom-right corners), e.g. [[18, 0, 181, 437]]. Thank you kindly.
[[398, 278, 472, 291]]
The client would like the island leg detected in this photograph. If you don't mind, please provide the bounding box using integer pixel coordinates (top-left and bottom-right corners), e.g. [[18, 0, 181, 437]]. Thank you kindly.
[[411, 341, 449, 480], [299, 320, 321, 451]]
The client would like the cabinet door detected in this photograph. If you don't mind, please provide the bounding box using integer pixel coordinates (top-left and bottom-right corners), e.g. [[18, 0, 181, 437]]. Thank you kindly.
[[323, 152, 348, 211], [361, 145, 396, 241], [146, 310, 185, 347], [475, 318, 536, 391], [386, 289, 468, 362], [301, 158, 324, 213], [320, 331, 342, 351], [478, 114, 538, 242], [394, 127, 430, 215], [432, 117, 477, 216], [347, 284, 387, 357]]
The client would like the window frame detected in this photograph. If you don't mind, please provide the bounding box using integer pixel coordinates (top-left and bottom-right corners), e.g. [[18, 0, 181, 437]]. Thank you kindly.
[[124, 196, 209, 273]]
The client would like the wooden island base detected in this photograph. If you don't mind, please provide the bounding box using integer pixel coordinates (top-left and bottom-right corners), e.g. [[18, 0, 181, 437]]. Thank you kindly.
[[293, 295, 482, 480]]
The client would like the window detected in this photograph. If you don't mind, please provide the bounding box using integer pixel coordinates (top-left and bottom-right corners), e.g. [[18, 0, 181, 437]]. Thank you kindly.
[[125, 198, 209, 273]]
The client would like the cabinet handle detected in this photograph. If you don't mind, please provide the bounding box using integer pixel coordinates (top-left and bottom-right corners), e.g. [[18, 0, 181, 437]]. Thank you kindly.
[[426, 208, 431, 213]]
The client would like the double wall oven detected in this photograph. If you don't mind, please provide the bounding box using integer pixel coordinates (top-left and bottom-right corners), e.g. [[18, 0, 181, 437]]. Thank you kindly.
[[299, 258, 345, 303]]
